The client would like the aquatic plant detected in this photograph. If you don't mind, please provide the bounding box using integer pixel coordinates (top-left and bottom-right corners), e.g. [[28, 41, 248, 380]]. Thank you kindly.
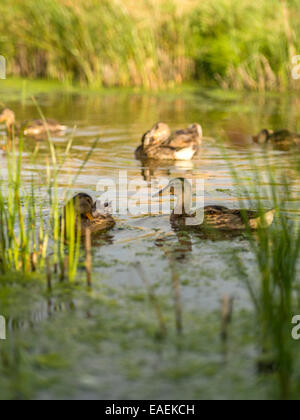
[[226, 149, 300, 399], [0, 110, 97, 283]]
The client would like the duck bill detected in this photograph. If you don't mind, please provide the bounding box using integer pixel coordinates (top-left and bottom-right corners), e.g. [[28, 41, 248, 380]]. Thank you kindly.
[[85, 213, 94, 221]]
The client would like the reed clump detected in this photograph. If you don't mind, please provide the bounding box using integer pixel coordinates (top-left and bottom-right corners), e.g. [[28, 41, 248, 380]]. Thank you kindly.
[[0, 0, 299, 90], [0, 127, 95, 284], [228, 151, 300, 399], [0, 0, 194, 89]]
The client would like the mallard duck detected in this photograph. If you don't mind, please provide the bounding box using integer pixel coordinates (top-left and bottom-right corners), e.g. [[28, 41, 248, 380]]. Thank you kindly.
[[253, 129, 300, 146], [0, 108, 66, 138], [62, 193, 115, 237], [135, 122, 202, 161], [155, 178, 274, 231]]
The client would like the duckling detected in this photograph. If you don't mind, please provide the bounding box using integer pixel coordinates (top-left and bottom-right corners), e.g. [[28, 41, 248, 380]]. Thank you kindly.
[[0, 108, 66, 138], [253, 129, 300, 147], [62, 193, 115, 237], [155, 178, 274, 231], [136, 122, 202, 161]]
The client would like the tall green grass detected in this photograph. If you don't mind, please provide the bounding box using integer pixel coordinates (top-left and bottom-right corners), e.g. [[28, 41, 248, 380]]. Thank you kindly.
[[0, 0, 298, 90], [0, 0, 193, 89], [0, 120, 96, 283], [227, 150, 300, 399]]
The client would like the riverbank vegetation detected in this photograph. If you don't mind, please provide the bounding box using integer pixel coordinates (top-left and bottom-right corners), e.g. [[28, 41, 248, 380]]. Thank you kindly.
[[226, 149, 300, 399], [0, 129, 97, 284], [0, 0, 299, 90]]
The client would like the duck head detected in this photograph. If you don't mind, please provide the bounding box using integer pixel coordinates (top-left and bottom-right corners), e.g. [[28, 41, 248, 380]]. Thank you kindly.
[[0, 108, 16, 129], [253, 129, 272, 144], [142, 122, 171, 147], [66, 193, 95, 221], [154, 178, 188, 197]]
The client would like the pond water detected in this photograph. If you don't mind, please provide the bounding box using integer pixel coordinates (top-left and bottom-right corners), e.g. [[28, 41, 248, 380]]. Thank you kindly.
[[0, 84, 300, 400]]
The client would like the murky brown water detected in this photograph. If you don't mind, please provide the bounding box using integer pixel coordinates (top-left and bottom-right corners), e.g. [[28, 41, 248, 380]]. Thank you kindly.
[[0, 86, 300, 399]]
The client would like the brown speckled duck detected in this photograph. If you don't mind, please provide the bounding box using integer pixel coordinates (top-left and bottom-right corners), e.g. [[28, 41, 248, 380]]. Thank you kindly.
[[62, 193, 115, 237], [253, 129, 300, 147], [0, 108, 66, 138], [135, 122, 202, 161], [155, 178, 275, 231]]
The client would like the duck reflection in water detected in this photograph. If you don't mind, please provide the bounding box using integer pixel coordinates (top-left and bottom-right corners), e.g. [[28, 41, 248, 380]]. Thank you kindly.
[[139, 157, 195, 183]]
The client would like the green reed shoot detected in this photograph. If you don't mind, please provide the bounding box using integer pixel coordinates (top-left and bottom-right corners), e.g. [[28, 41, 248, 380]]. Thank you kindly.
[[224, 145, 300, 399], [0, 103, 98, 284]]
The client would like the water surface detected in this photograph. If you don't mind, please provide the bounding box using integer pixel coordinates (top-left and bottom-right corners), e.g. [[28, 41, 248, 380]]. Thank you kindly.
[[0, 85, 299, 399]]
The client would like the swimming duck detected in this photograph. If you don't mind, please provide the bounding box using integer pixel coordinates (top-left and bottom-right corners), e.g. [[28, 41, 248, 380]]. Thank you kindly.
[[155, 178, 275, 231], [135, 122, 202, 161], [0, 108, 66, 138], [62, 193, 115, 237], [253, 129, 300, 147]]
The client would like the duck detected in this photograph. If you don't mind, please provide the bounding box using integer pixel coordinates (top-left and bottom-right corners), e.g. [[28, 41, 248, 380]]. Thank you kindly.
[[135, 122, 202, 161], [62, 193, 115, 237], [0, 108, 66, 138], [253, 129, 300, 147], [154, 178, 275, 231]]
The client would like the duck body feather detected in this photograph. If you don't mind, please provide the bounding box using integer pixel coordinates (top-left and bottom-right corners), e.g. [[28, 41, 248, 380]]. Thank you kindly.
[[171, 205, 275, 231], [136, 122, 202, 161], [253, 129, 300, 147], [270, 130, 300, 146], [22, 119, 66, 137], [155, 179, 274, 232], [79, 213, 115, 236], [0, 108, 66, 138]]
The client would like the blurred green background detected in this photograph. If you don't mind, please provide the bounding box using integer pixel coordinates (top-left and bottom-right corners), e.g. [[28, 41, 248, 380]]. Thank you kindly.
[[0, 0, 299, 90]]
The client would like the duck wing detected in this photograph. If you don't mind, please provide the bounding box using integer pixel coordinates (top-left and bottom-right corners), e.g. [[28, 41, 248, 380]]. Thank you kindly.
[[81, 214, 115, 235], [269, 130, 300, 144], [203, 206, 274, 230], [165, 128, 201, 149]]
